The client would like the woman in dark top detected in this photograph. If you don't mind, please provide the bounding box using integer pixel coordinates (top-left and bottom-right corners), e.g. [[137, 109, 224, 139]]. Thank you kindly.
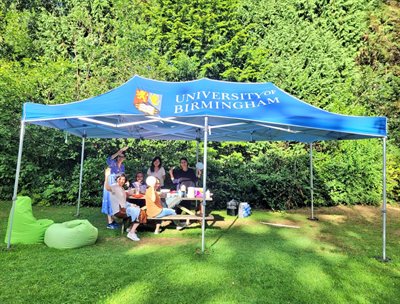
[[169, 157, 203, 215], [169, 157, 201, 190]]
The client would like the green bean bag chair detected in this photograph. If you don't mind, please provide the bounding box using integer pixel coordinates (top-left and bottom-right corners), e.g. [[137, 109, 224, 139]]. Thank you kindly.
[[4, 196, 54, 244], [44, 219, 98, 249]]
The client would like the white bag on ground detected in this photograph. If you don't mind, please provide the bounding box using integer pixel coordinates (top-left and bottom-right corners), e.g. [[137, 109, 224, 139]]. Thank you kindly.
[[238, 202, 252, 218]]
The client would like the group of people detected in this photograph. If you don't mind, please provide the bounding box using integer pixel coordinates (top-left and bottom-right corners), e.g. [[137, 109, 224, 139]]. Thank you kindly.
[[101, 147, 202, 241]]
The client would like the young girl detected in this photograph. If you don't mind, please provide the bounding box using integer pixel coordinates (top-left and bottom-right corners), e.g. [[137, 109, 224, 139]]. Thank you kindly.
[[130, 172, 147, 194]]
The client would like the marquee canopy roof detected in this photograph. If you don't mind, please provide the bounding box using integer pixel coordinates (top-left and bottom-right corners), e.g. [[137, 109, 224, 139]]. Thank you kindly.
[[22, 75, 387, 142]]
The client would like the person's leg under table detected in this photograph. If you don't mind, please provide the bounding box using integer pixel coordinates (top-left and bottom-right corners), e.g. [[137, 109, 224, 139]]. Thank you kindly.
[[154, 208, 176, 234], [166, 196, 182, 209]]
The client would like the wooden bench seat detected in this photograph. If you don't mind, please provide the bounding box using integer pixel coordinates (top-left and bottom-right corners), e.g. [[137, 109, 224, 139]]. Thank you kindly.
[[147, 214, 214, 221], [118, 205, 214, 235]]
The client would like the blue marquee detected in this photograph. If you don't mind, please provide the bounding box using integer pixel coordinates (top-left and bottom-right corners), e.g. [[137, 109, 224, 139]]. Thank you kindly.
[[23, 75, 387, 142], [9, 75, 389, 257]]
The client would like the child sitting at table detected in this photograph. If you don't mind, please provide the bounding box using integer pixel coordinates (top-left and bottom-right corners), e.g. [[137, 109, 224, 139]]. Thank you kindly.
[[130, 171, 147, 194]]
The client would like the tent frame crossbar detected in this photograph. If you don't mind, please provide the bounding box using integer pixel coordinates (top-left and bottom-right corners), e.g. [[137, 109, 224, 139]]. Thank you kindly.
[[158, 118, 204, 129], [78, 117, 161, 128], [209, 122, 247, 130], [256, 123, 301, 133]]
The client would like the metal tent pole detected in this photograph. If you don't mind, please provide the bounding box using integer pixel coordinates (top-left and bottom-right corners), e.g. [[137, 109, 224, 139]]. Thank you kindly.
[[196, 135, 199, 165], [196, 135, 200, 187], [201, 117, 209, 253], [308, 142, 318, 221], [7, 121, 26, 249], [75, 135, 86, 217], [381, 137, 388, 261]]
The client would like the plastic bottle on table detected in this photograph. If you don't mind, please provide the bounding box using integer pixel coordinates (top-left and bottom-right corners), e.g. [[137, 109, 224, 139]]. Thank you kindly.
[[180, 185, 186, 197]]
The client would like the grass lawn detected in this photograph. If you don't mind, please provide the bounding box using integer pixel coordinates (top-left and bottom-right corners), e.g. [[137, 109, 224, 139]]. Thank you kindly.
[[1, 201, 399, 304]]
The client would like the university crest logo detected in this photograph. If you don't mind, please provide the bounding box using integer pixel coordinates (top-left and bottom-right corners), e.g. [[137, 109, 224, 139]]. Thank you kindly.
[[133, 89, 162, 115]]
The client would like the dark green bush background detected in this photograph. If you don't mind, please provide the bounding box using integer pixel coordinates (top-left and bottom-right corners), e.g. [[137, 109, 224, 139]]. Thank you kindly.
[[0, 0, 399, 209]]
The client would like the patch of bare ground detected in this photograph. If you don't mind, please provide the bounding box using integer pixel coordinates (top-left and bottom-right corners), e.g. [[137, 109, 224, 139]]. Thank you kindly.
[[200, 206, 400, 232], [210, 215, 301, 229], [297, 205, 400, 249], [259, 218, 300, 227], [289, 205, 400, 225]]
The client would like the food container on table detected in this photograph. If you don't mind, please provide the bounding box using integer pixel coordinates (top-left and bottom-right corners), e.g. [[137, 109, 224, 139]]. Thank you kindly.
[[187, 187, 195, 198]]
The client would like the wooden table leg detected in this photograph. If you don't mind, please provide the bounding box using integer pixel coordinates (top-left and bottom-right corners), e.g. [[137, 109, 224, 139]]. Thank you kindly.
[[154, 223, 161, 234], [177, 206, 195, 225], [179, 206, 195, 216]]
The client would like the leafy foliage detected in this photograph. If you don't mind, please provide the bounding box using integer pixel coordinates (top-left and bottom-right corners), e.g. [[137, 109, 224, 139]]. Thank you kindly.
[[355, 1, 400, 143], [0, 0, 398, 209]]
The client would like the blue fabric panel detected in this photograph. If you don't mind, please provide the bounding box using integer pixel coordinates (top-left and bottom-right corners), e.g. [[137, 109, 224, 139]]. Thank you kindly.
[[22, 75, 387, 141]]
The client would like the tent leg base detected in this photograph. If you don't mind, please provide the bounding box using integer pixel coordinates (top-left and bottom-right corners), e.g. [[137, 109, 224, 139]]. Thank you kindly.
[[307, 217, 319, 221], [374, 256, 391, 263]]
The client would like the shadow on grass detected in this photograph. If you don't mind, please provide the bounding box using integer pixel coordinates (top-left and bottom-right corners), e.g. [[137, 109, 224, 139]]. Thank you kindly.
[[209, 215, 238, 248]]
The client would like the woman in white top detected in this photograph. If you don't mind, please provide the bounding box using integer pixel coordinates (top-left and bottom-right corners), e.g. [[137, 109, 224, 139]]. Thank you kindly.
[[147, 156, 166, 187]]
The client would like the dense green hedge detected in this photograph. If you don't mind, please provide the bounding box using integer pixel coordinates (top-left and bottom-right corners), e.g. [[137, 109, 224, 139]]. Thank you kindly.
[[0, 0, 399, 209], [7, 136, 393, 210]]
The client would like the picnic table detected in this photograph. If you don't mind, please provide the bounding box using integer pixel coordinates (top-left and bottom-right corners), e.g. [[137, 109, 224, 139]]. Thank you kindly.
[[128, 193, 212, 215], [126, 193, 145, 207], [127, 193, 213, 233]]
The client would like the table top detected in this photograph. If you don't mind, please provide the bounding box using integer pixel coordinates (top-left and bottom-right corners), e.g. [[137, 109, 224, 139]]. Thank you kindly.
[[179, 196, 212, 201], [128, 194, 145, 199], [128, 192, 212, 201]]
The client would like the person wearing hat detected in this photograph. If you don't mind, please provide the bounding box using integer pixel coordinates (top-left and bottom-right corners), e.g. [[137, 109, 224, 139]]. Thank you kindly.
[[102, 147, 128, 229]]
